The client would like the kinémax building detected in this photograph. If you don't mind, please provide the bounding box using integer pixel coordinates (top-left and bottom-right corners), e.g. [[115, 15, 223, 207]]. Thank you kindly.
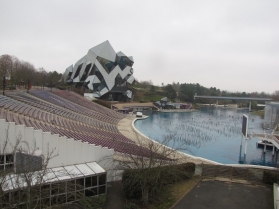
[[60, 40, 135, 101]]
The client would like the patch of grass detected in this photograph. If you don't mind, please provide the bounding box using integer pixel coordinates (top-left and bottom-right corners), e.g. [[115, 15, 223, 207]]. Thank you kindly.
[[147, 176, 201, 209], [252, 110, 265, 119]]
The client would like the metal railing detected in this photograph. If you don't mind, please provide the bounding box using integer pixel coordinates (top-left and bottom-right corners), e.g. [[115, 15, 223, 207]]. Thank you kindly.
[[196, 163, 279, 184]]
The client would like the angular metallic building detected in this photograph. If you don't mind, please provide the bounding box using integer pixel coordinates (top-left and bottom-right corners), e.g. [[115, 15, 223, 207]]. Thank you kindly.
[[60, 41, 135, 99]]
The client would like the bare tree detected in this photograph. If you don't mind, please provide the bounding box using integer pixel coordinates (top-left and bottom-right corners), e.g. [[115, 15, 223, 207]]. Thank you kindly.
[[0, 124, 60, 208], [112, 125, 195, 205], [0, 55, 13, 81]]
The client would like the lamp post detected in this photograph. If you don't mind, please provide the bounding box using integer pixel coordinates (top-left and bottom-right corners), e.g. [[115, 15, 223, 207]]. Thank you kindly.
[[2, 75, 6, 95]]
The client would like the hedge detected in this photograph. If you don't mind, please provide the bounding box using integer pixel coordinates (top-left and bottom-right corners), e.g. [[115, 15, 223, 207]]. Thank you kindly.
[[263, 170, 279, 184], [122, 163, 195, 199]]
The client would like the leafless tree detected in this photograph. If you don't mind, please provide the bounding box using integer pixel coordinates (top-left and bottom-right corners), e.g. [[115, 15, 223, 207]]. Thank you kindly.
[[111, 124, 194, 204]]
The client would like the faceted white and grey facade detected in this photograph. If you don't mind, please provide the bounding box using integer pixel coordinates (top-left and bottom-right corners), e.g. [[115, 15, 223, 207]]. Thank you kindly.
[[60, 41, 135, 99]]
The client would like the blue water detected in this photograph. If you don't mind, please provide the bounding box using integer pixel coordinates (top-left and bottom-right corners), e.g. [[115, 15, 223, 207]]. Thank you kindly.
[[134, 107, 278, 167]]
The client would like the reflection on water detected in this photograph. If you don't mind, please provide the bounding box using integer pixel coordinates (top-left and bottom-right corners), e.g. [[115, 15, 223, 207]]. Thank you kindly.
[[134, 107, 279, 167]]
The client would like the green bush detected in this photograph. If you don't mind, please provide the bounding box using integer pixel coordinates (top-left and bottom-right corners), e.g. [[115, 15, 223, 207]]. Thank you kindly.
[[122, 163, 195, 200], [124, 202, 139, 209], [263, 170, 279, 184], [78, 195, 106, 209], [56, 86, 68, 90]]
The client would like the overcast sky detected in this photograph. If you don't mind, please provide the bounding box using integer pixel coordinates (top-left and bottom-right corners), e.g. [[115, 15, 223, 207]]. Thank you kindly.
[[0, 0, 278, 93]]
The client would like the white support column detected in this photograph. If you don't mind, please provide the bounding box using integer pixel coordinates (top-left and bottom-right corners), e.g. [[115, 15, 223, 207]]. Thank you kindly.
[[244, 139, 248, 155], [272, 145, 275, 155], [249, 101, 252, 112], [216, 100, 218, 106]]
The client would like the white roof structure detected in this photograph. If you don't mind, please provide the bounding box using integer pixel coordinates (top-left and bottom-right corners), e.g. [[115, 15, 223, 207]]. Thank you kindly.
[[60, 40, 135, 98], [1, 162, 105, 192]]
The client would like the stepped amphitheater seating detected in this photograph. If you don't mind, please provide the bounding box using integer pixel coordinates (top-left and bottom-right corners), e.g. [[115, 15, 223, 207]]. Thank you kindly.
[[0, 91, 154, 158]]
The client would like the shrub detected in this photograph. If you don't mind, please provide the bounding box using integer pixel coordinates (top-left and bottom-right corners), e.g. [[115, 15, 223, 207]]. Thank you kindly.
[[263, 170, 279, 184], [124, 202, 139, 209], [122, 163, 195, 200], [78, 195, 106, 209]]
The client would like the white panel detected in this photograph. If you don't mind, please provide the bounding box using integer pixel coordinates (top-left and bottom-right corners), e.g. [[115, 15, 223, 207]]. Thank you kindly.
[[120, 66, 131, 78], [86, 49, 97, 64], [64, 165, 83, 178], [58, 136, 67, 166], [24, 127, 34, 153], [33, 129, 43, 151], [70, 55, 86, 80], [85, 143, 93, 162], [86, 162, 105, 174], [42, 132, 51, 163], [62, 65, 73, 82], [116, 51, 126, 57], [43, 169, 59, 183], [89, 40, 116, 62], [49, 134, 60, 167], [15, 124, 25, 150], [5, 122, 16, 153], [94, 145, 102, 162], [127, 74, 135, 84], [73, 140, 82, 164], [0, 119, 8, 153], [75, 164, 95, 176], [128, 56, 134, 62], [78, 57, 89, 79], [81, 142, 89, 163], [66, 139, 75, 166], [51, 167, 70, 181], [88, 144, 96, 162]]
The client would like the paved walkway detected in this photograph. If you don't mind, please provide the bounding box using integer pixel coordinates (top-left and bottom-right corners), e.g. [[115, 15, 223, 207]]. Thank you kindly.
[[105, 181, 126, 209], [172, 180, 273, 209]]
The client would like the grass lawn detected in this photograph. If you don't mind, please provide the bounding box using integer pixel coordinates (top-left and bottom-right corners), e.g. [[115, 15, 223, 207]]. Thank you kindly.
[[147, 176, 202, 209], [252, 110, 265, 119]]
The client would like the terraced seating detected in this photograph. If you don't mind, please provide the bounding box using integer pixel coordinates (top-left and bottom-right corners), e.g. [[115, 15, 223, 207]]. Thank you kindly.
[[0, 93, 157, 158]]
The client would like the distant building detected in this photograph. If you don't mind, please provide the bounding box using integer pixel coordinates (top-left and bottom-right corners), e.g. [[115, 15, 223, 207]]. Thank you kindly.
[[154, 97, 192, 110], [264, 102, 279, 128], [60, 41, 135, 101]]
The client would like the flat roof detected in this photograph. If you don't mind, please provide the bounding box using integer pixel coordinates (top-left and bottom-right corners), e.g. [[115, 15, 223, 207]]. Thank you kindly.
[[266, 102, 279, 107], [1, 162, 105, 192], [194, 95, 272, 101]]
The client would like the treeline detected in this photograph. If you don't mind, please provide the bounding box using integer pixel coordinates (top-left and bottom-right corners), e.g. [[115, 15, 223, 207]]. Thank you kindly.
[[136, 80, 279, 103], [0, 54, 62, 89]]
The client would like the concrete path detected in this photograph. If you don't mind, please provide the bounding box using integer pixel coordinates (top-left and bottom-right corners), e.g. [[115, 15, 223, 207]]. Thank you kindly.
[[105, 181, 126, 209], [172, 180, 273, 209]]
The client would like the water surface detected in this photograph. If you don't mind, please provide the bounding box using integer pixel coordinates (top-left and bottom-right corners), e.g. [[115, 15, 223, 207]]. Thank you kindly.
[[134, 107, 278, 167]]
